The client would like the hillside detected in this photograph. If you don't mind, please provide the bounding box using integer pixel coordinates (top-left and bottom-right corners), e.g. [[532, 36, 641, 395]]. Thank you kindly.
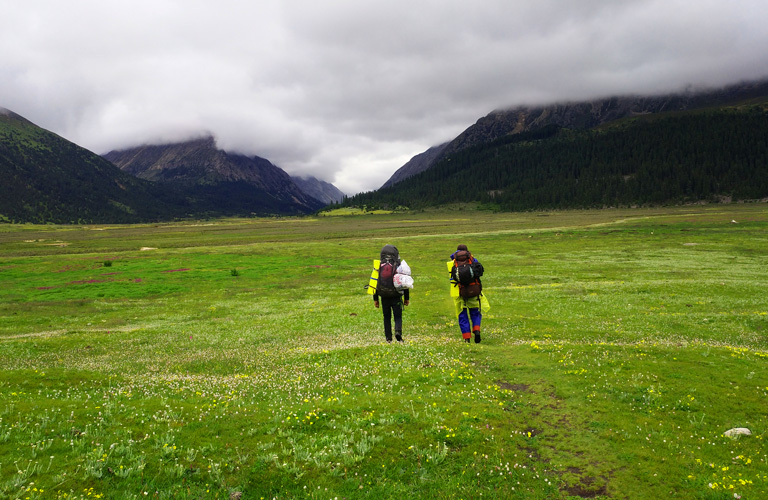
[[0, 108, 184, 224], [291, 175, 346, 205], [104, 137, 325, 215], [381, 142, 448, 189], [347, 105, 768, 211], [381, 79, 768, 188], [0, 108, 329, 223]]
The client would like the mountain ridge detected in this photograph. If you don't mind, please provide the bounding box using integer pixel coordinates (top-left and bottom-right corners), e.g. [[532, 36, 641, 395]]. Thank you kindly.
[[103, 137, 325, 215], [4, 77, 768, 223], [381, 79, 768, 188], [0, 108, 185, 223], [381, 142, 449, 189], [0, 110, 333, 223], [347, 80, 768, 211], [292, 175, 345, 205]]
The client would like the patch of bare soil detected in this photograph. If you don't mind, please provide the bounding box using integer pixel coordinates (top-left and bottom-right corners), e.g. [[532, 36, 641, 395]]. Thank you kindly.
[[561, 471, 609, 498], [496, 380, 532, 392]]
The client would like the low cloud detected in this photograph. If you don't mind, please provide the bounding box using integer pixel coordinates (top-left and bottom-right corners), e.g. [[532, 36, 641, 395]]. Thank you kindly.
[[2, 0, 767, 194]]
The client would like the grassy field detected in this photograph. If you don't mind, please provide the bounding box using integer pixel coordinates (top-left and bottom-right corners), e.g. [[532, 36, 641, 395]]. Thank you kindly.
[[1, 204, 767, 499]]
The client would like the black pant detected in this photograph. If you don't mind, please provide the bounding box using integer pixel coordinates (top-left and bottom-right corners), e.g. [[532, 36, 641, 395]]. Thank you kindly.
[[381, 296, 403, 340]]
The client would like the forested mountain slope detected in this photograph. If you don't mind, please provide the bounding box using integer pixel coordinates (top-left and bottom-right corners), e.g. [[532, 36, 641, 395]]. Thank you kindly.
[[0, 108, 182, 223], [379, 79, 768, 191], [347, 106, 768, 211]]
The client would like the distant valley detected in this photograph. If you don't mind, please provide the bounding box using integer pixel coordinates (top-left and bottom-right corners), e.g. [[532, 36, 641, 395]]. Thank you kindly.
[[2, 78, 767, 223]]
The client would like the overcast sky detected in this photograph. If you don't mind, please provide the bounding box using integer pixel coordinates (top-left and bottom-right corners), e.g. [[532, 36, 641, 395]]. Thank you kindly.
[[2, 1, 767, 194]]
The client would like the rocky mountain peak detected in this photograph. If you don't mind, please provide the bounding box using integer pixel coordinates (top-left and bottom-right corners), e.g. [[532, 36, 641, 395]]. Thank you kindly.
[[104, 137, 325, 214]]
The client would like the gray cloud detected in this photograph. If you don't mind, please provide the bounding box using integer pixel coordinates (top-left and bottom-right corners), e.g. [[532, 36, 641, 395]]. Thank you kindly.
[[2, 0, 767, 194]]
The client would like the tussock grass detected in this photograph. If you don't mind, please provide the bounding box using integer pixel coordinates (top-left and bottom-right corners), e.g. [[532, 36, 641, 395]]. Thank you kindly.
[[1, 205, 767, 499]]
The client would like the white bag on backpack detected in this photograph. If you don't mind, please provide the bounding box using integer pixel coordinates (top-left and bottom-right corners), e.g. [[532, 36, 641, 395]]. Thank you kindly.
[[396, 260, 411, 276], [394, 273, 414, 290]]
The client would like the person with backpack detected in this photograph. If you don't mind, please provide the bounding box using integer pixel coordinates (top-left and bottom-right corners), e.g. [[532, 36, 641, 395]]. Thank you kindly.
[[449, 244, 485, 343], [372, 244, 410, 343]]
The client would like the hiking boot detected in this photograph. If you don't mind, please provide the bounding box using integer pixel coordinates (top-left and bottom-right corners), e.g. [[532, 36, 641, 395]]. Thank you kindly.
[[395, 334, 403, 343], [474, 332, 481, 344], [465, 338, 471, 343], [386, 335, 393, 343]]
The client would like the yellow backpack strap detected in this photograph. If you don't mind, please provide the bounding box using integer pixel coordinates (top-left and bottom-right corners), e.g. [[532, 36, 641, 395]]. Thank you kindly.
[[366, 259, 380, 294], [447, 261, 460, 297]]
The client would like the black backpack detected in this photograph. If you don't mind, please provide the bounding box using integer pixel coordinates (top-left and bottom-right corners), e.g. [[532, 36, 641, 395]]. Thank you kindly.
[[452, 250, 483, 298], [377, 246, 401, 298]]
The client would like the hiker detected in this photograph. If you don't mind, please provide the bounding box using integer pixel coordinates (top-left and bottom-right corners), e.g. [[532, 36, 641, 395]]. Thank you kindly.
[[449, 244, 485, 343], [372, 244, 410, 342]]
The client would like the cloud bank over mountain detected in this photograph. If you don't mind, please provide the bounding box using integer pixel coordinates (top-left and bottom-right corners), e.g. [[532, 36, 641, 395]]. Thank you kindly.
[[2, 0, 767, 194]]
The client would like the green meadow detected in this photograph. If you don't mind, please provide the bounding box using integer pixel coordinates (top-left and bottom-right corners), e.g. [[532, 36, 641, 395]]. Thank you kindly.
[[1, 205, 767, 499]]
